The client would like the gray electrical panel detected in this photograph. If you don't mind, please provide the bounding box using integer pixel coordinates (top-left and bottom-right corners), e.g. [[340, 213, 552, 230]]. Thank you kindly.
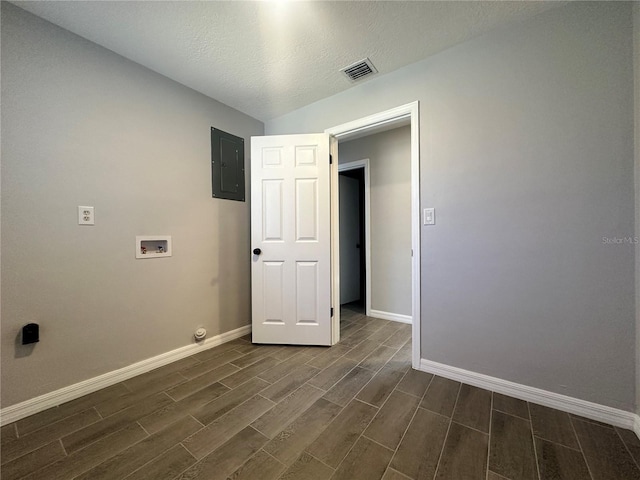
[[211, 128, 245, 202]]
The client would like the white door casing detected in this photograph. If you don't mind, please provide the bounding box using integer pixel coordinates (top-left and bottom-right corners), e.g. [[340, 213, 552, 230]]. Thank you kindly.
[[251, 133, 336, 345], [326, 101, 420, 368]]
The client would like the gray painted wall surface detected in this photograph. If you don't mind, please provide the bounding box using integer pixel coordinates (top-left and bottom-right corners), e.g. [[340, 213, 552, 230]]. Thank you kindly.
[[1, 4, 263, 407], [634, 2, 640, 416], [267, 3, 636, 410], [339, 127, 412, 317]]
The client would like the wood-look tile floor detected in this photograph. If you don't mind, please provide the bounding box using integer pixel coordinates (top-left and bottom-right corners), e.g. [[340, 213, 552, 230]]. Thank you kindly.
[[3, 306, 640, 480]]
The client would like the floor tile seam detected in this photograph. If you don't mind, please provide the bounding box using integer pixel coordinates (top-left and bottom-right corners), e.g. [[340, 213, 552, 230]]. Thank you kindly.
[[250, 393, 278, 409], [192, 388, 276, 430], [491, 406, 530, 422], [219, 370, 275, 389], [259, 446, 288, 469], [136, 420, 151, 437], [305, 361, 359, 393], [70, 419, 151, 455], [14, 409, 64, 438], [377, 397, 421, 465], [355, 398, 382, 410], [532, 434, 582, 453], [270, 350, 308, 367], [527, 401, 543, 480], [358, 383, 416, 447], [487, 471, 512, 480], [322, 430, 366, 473], [432, 382, 462, 480], [339, 324, 367, 339], [311, 396, 385, 474], [59, 438, 68, 456], [389, 367, 413, 399], [569, 415, 614, 429], [98, 390, 177, 420], [305, 348, 353, 372], [384, 467, 413, 480], [230, 353, 276, 370], [415, 372, 435, 404], [301, 449, 338, 473], [349, 362, 400, 407], [568, 412, 597, 480], [356, 344, 404, 376], [123, 372, 189, 396], [6, 407, 107, 464], [172, 362, 242, 388], [529, 426, 580, 452], [415, 404, 452, 422], [309, 397, 373, 441], [449, 420, 490, 437], [265, 356, 322, 381], [485, 391, 494, 480], [0, 439, 68, 480], [360, 433, 396, 453], [11, 405, 104, 446], [393, 386, 424, 399], [362, 402, 418, 458], [187, 348, 246, 369], [97, 430, 194, 480], [165, 443, 199, 480], [47, 423, 152, 480], [249, 420, 274, 441], [614, 427, 640, 472]]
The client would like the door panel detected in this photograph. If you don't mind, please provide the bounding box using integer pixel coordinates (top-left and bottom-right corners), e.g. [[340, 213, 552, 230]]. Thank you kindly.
[[251, 134, 334, 345]]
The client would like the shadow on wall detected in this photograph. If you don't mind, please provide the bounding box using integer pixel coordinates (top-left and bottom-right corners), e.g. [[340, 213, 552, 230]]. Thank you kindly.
[[14, 332, 37, 359]]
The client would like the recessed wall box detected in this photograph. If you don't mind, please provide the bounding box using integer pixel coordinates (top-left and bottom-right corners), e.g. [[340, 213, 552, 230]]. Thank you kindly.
[[211, 128, 245, 202], [136, 236, 172, 259]]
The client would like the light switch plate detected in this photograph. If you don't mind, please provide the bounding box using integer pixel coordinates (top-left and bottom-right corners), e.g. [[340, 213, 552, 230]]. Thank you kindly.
[[424, 207, 435, 225], [78, 206, 95, 225]]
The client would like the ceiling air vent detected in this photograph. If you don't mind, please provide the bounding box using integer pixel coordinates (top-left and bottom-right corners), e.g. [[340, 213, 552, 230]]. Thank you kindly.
[[340, 58, 378, 82]]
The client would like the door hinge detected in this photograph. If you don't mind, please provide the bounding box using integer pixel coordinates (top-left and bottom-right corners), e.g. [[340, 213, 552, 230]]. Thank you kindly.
[[331, 307, 334, 317], [329, 154, 333, 165]]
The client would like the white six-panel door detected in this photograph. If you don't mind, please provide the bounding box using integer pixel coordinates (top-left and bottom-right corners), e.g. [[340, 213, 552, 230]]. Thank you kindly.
[[251, 134, 334, 345]]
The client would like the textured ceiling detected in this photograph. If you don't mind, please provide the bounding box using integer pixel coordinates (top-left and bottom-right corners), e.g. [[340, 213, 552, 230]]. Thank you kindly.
[[13, 1, 565, 122]]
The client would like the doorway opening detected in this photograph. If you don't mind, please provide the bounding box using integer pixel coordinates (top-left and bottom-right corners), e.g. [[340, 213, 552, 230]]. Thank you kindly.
[[327, 101, 420, 368], [338, 159, 371, 316]]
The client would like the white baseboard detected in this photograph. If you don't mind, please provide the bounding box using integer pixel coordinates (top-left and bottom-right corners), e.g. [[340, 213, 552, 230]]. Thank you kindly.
[[420, 358, 638, 431], [0, 325, 252, 426], [370, 309, 412, 324]]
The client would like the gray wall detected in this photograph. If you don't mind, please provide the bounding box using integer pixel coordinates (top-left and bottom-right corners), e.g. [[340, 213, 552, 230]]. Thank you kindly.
[[267, 2, 636, 410], [634, 2, 640, 416], [339, 127, 412, 317], [1, 4, 263, 407]]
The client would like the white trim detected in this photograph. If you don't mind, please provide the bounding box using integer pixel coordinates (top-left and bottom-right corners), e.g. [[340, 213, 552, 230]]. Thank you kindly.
[[327, 101, 421, 370], [330, 136, 341, 345], [338, 159, 372, 317], [370, 309, 412, 325], [0, 325, 251, 426], [420, 358, 637, 430]]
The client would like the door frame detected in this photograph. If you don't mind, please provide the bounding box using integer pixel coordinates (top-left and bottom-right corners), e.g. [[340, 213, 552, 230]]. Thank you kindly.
[[338, 159, 372, 317], [326, 101, 420, 369]]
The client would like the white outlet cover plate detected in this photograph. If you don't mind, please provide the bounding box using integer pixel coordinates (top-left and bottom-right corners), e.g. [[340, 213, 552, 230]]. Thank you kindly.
[[78, 206, 95, 225]]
